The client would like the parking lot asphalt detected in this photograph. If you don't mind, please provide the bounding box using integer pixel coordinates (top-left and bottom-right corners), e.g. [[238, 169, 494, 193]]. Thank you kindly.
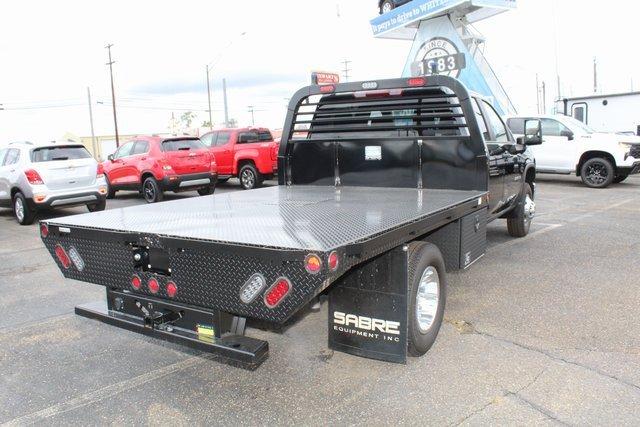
[[1, 176, 640, 425]]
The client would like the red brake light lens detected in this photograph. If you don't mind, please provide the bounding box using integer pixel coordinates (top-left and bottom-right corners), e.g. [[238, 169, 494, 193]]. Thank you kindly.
[[408, 77, 426, 87], [319, 85, 335, 93], [40, 223, 49, 238], [148, 278, 159, 294], [305, 254, 322, 274], [54, 244, 71, 269], [24, 169, 44, 185], [166, 281, 178, 298], [328, 251, 339, 271], [131, 275, 141, 290], [96, 163, 105, 178], [264, 277, 291, 308]]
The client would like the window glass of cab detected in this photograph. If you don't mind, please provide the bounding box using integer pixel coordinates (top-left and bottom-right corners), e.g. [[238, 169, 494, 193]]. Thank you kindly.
[[541, 118, 571, 137], [114, 142, 134, 158], [32, 146, 91, 162], [216, 132, 230, 146], [131, 141, 149, 155], [200, 133, 216, 147], [481, 101, 508, 142], [0, 148, 7, 165], [4, 148, 20, 165], [471, 99, 490, 141], [506, 118, 525, 134]]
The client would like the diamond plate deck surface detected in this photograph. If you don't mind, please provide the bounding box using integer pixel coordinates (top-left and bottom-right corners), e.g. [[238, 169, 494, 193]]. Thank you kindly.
[[45, 186, 485, 251]]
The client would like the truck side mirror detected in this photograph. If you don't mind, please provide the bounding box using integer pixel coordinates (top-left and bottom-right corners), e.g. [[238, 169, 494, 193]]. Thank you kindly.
[[523, 119, 542, 145], [107, 154, 115, 161], [560, 130, 574, 140]]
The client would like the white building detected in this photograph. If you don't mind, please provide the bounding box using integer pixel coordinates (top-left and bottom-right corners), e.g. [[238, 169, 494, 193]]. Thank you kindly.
[[555, 92, 640, 135]]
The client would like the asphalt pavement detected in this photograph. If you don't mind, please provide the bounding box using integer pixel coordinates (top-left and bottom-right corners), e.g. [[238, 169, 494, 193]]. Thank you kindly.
[[1, 176, 639, 425]]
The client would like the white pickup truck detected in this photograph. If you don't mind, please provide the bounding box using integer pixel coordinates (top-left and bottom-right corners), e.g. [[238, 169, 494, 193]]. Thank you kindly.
[[506, 114, 640, 188]]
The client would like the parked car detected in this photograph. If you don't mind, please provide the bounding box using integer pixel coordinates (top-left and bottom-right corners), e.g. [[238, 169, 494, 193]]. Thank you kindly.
[[199, 128, 278, 190], [0, 141, 107, 225], [103, 136, 217, 203], [506, 114, 640, 188], [379, 0, 411, 14]]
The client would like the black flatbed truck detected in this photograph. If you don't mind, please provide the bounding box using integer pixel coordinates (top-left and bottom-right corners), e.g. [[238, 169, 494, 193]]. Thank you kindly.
[[41, 76, 540, 369]]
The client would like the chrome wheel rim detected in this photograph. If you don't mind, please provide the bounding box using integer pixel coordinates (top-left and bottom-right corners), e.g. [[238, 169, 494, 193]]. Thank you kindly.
[[382, 2, 392, 12], [523, 194, 535, 224], [241, 170, 255, 188], [14, 198, 24, 222], [143, 181, 155, 201], [586, 162, 608, 185], [416, 266, 440, 333]]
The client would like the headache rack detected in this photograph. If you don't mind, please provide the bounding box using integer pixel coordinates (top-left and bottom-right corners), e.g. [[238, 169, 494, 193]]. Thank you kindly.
[[278, 75, 487, 191]]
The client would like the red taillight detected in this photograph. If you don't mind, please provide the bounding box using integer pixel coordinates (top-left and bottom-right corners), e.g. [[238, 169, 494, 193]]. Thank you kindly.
[[264, 277, 291, 308], [96, 163, 105, 178], [328, 251, 339, 271], [305, 254, 322, 274], [270, 144, 278, 161], [131, 275, 141, 290], [408, 77, 426, 87], [24, 169, 44, 185], [54, 244, 71, 269], [148, 278, 159, 294], [319, 85, 335, 93], [166, 281, 177, 298], [40, 223, 49, 238]]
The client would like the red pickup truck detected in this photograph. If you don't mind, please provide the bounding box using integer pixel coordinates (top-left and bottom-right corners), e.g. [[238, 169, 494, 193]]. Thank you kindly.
[[199, 128, 278, 190]]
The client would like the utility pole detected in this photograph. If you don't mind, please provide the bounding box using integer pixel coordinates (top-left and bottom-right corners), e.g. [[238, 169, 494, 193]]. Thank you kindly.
[[593, 57, 597, 93], [247, 105, 255, 126], [541, 81, 546, 114], [86, 87, 98, 159], [341, 59, 352, 82], [535, 74, 540, 114], [105, 44, 120, 147], [222, 78, 229, 127], [206, 65, 213, 130]]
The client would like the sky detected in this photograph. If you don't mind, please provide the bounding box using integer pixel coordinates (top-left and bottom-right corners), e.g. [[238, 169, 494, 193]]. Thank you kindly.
[[1, 0, 639, 146]]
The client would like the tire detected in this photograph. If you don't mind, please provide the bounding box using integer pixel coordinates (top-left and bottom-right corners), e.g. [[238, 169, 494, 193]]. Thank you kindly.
[[105, 177, 116, 199], [507, 183, 534, 238], [87, 199, 106, 212], [380, 0, 394, 14], [197, 185, 216, 196], [217, 177, 230, 184], [613, 174, 628, 184], [580, 157, 614, 188], [239, 164, 262, 190], [13, 192, 36, 225], [142, 176, 164, 203], [407, 241, 447, 357]]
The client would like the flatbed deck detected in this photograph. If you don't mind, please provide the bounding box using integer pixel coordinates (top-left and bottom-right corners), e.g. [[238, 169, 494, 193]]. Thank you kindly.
[[45, 185, 486, 252]]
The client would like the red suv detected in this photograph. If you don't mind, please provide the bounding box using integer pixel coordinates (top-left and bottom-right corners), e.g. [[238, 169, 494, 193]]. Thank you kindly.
[[200, 128, 278, 190], [103, 136, 217, 203]]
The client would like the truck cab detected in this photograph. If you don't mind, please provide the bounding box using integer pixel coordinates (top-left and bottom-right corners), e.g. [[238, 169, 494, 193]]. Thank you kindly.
[[200, 128, 279, 190], [506, 114, 640, 187]]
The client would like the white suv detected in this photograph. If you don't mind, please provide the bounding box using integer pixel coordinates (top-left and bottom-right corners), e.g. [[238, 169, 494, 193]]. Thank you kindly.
[[0, 142, 108, 225], [506, 114, 640, 188]]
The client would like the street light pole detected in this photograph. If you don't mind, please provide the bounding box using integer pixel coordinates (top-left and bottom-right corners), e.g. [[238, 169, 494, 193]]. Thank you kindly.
[[206, 65, 213, 130], [248, 105, 255, 126], [105, 44, 120, 148], [86, 87, 98, 159]]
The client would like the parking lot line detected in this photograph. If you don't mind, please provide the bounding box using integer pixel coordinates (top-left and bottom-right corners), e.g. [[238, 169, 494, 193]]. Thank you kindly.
[[3, 355, 211, 426]]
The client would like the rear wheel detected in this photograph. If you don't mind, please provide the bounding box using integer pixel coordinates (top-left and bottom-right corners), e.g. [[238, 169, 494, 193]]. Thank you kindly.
[[87, 199, 106, 212], [380, 0, 394, 13], [613, 174, 628, 184], [507, 183, 534, 238], [581, 157, 614, 188], [13, 192, 35, 225], [142, 177, 164, 203], [407, 241, 446, 357], [197, 185, 216, 196], [105, 177, 116, 199], [239, 164, 262, 190]]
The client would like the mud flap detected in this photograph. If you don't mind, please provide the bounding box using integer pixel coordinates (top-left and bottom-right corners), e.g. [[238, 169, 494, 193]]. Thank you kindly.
[[328, 246, 408, 363]]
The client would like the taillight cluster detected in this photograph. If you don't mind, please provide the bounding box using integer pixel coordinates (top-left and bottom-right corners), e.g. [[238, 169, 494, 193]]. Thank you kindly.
[[96, 163, 105, 179], [24, 169, 44, 185], [130, 275, 178, 298]]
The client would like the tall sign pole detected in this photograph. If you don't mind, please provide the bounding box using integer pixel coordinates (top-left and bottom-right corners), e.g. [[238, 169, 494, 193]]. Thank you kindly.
[[86, 87, 98, 159], [105, 44, 120, 148], [206, 65, 213, 130], [222, 78, 229, 127]]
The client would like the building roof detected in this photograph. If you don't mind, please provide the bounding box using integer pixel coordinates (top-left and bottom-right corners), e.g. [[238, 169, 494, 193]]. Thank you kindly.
[[559, 91, 640, 102]]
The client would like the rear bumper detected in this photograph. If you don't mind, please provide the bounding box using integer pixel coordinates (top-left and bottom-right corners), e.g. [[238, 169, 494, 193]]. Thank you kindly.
[[617, 161, 640, 176], [161, 172, 217, 191], [28, 191, 106, 210]]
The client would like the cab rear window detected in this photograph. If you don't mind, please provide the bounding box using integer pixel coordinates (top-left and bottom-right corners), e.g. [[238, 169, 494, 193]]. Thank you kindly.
[[162, 139, 205, 151], [31, 146, 91, 162], [258, 131, 273, 141]]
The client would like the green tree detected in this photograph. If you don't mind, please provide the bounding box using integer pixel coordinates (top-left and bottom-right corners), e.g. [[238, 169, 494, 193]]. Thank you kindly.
[[180, 111, 196, 128]]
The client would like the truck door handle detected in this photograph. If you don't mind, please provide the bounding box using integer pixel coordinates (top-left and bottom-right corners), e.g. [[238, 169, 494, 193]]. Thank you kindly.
[[141, 157, 147, 160]]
